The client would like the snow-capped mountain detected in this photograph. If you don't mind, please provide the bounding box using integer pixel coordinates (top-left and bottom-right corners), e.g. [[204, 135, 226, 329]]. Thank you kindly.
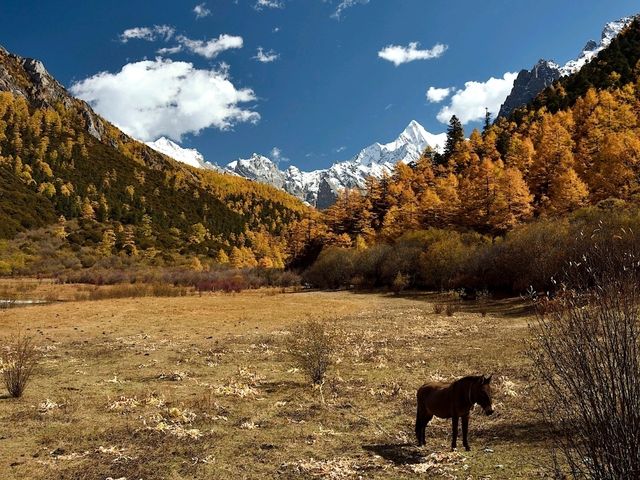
[[145, 121, 444, 208], [560, 16, 635, 75], [499, 15, 636, 118], [146, 137, 218, 170], [224, 120, 446, 208]]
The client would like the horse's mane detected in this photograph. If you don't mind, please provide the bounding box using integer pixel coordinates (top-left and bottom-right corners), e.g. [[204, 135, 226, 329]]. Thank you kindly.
[[453, 375, 482, 387], [456, 375, 482, 383]]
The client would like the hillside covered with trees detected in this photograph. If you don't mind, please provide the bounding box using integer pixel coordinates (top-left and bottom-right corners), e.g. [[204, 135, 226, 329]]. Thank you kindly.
[[304, 18, 640, 292], [0, 47, 314, 274]]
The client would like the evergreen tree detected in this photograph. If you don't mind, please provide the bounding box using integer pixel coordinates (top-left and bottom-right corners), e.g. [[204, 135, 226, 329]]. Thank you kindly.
[[483, 108, 492, 136], [443, 115, 464, 163]]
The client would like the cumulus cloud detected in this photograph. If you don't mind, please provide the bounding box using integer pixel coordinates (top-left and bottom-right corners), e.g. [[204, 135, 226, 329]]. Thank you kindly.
[[175, 34, 243, 59], [253, 47, 280, 63], [254, 0, 284, 10], [426, 86, 453, 103], [331, 0, 370, 20], [70, 58, 259, 142], [378, 42, 447, 66], [193, 3, 211, 18], [436, 72, 517, 124], [119, 25, 175, 43]]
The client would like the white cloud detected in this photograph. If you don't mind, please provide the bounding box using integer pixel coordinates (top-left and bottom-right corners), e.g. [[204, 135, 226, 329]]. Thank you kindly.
[[119, 25, 242, 60], [70, 58, 259, 142], [175, 34, 243, 59], [378, 42, 447, 66], [426, 86, 453, 103], [193, 3, 211, 18], [254, 0, 284, 10], [436, 72, 517, 124], [253, 47, 280, 63], [157, 45, 183, 55], [331, 0, 370, 20], [270, 147, 289, 164], [120, 25, 175, 43]]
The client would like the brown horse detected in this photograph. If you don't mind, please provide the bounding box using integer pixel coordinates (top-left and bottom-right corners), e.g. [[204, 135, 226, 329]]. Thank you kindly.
[[415, 375, 494, 451]]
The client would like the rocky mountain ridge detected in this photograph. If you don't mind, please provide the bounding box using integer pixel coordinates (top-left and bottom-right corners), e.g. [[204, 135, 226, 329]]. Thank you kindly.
[[498, 15, 636, 118]]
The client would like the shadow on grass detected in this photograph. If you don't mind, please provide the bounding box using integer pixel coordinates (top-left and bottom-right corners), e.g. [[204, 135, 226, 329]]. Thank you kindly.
[[344, 288, 535, 319], [363, 443, 425, 465]]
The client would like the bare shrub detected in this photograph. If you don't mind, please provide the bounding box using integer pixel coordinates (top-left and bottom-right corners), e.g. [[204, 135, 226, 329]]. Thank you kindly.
[[79, 284, 188, 301], [530, 235, 640, 478], [477, 289, 490, 317], [1, 333, 38, 398], [391, 272, 410, 295], [445, 303, 458, 317], [433, 303, 444, 314], [286, 320, 334, 385]]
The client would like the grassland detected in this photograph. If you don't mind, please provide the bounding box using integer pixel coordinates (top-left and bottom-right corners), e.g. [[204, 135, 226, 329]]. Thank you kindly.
[[0, 282, 552, 479]]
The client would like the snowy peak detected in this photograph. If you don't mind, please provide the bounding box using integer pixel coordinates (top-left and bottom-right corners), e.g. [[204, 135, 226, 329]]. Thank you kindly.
[[499, 14, 637, 118], [148, 121, 445, 208], [351, 120, 445, 167], [386, 119, 445, 152], [146, 137, 216, 170], [224, 120, 445, 207], [560, 16, 635, 76], [226, 153, 289, 189]]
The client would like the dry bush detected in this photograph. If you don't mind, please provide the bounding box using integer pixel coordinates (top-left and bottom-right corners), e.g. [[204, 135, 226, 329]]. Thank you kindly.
[[286, 320, 334, 385], [433, 303, 444, 314], [530, 235, 640, 478], [78, 284, 189, 301], [302, 247, 356, 289], [476, 289, 490, 317], [1, 333, 38, 398], [391, 272, 410, 295], [445, 303, 458, 317]]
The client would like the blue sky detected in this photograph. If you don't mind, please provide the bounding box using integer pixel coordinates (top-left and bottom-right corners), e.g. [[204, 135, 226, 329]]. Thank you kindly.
[[1, 0, 637, 170]]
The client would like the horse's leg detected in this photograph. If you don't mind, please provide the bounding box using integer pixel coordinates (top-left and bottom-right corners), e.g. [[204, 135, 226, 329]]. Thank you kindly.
[[415, 404, 431, 446], [451, 416, 459, 450], [462, 415, 470, 451], [420, 414, 432, 446]]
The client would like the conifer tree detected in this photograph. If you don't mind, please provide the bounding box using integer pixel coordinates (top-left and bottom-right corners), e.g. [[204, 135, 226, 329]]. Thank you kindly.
[[443, 115, 464, 163]]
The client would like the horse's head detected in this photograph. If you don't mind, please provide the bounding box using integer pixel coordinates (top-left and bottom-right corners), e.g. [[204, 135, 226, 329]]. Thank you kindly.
[[474, 375, 494, 415]]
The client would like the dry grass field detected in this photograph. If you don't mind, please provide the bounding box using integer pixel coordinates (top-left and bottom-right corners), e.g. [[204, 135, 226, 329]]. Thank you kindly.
[[0, 282, 552, 479]]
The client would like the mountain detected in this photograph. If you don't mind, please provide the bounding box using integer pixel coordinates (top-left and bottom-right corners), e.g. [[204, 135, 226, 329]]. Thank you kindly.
[[0, 45, 308, 267], [223, 120, 446, 208], [146, 137, 218, 170], [497, 60, 561, 119], [498, 15, 636, 118]]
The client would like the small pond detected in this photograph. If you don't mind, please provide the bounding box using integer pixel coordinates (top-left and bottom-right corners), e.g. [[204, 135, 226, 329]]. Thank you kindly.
[[0, 299, 50, 310]]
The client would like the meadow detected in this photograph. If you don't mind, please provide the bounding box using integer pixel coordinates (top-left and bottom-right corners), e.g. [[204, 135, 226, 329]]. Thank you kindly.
[[0, 282, 551, 479]]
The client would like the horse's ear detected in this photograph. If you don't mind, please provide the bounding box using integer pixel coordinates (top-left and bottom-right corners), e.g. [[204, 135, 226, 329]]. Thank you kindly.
[[483, 375, 493, 384]]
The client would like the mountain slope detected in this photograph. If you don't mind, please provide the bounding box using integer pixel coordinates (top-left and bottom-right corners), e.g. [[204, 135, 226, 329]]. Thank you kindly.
[[498, 15, 636, 119], [0, 45, 309, 266]]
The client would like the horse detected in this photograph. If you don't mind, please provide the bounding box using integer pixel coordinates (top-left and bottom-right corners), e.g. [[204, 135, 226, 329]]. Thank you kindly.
[[415, 375, 494, 451]]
